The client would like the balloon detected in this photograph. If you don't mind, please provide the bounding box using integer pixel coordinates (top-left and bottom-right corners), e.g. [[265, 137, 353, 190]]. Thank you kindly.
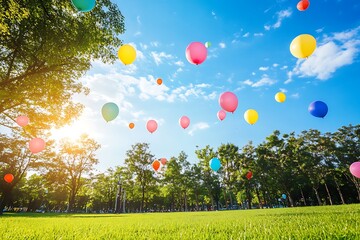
[[157, 78, 163, 85], [146, 120, 158, 133], [179, 116, 190, 129], [282, 194, 287, 199], [118, 44, 136, 65], [160, 158, 167, 165], [209, 158, 221, 171], [29, 138, 46, 154], [16, 115, 29, 127], [350, 162, 360, 178], [71, 0, 96, 12], [4, 173, 14, 183], [185, 42, 207, 65], [244, 109, 259, 125], [205, 41, 211, 48], [290, 34, 316, 59], [275, 92, 286, 103], [219, 92, 238, 113], [152, 160, 160, 171], [246, 171, 253, 180], [217, 110, 226, 121], [101, 102, 119, 122], [308, 101, 328, 118], [297, 0, 310, 11], [129, 122, 135, 129]]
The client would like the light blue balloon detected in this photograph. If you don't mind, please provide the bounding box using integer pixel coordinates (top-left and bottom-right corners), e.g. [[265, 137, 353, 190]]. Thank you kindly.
[[209, 158, 221, 171], [101, 102, 119, 122], [71, 0, 96, 12], [282, 194, 287, 199]]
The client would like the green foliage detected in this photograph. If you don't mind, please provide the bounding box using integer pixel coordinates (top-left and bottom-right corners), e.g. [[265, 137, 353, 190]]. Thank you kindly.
[[0, 205, 359, 239]]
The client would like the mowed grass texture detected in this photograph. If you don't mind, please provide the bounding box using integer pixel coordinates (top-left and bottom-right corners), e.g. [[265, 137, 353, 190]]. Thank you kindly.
[[1, 205, 359, 239]]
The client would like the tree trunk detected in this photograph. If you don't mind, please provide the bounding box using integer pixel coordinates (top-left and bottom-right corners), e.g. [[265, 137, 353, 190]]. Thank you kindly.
[[67, 192, 76, 213], [324, 182, 333, 205], [195, 192, 199, 211], [141, 186, 145, 212], [229, 190, 233, 208], [262, 190, 268, 207], [286, 192, 294, 207], [334, 179, 345, 204], [223, 189, 227, 209], [299, 186, 307, 206], [0, 188, 12, 215], [184, 191, 188, 212], [313, 187, 322, 205], [246, 187, 252, 209], [255, 187, 263, 209]]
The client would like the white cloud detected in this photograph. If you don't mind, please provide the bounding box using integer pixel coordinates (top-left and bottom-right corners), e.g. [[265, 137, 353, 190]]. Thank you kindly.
[[134, 31, 141, 37], [273, 63, 279, 67], [196, 83, 211, 88], [254, 33, 264, 37], [150, 41, 160, 47], [137, 16, 141, 25], [279, 88, 287, 93], [219, 42, 226, 48], [252, 72, 256, 76], [150, 51, 173, 65], [316, 27, 324, 33], [251, 75, 276, 87], [265, 8, 292, 30], [242, 79, 254, 86], [259, 66, 269, 71], [285, 71, 293, 84], [211, 11, 217, 20], [291, 93, 300, 98], [204, 91, 217, 100], [289, 26, 360, 81], [243, 32, 250, 38], [140, 43, 148, 50], [174, 60, 185, 67], [188, 122, 210, 136], [281, 65, 288, 70]]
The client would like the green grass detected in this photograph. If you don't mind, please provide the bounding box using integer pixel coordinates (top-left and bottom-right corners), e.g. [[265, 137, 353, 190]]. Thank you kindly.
[[0, 204, 359, 239]]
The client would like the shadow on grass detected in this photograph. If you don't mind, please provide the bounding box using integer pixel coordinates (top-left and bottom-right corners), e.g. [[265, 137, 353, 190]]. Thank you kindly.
[[1, 213, 128, 218]]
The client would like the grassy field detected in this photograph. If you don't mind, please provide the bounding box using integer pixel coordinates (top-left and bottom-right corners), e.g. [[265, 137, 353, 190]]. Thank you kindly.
[[0, 204, 359, 239]]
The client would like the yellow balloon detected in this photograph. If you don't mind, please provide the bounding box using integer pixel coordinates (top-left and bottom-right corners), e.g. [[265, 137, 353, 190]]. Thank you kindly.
[[275, 92, 286, 103], [244, 109, 258, 125], [118, 44, 136, 65], [290, 34, 316, 59]]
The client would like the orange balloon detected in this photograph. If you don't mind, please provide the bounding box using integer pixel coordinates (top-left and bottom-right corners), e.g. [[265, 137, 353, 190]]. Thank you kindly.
[[297, 0, 309, 11], [152, 160, 160, 171], [129, 122, 135, 129], [160, 158, 167, 165], [4, 173, 14, 183], [246, 171, 253, 180], [157, 78, 162, 85]]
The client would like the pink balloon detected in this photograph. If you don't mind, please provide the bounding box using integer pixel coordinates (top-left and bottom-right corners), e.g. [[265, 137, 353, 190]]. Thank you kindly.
[[146, 120, 158, 133], [179, 116, 190, 129], [160, 158, 167, 165], [219, 92, 238, 113], [217, 110, 226, 121], [185, 42, 207, 65], [16, 115, 29, 127], [29, 138, 46, 154], [350, 161, 360, 178]]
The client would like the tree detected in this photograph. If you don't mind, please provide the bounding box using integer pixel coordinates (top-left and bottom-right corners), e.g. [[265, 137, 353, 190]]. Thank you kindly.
[[123, 143, 156, 212], [46, 134, 99, 212], [0, 0, 125, 132]]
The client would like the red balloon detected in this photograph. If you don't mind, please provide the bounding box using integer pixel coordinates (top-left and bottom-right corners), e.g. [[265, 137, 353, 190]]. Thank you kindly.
[[152, 160, 160, 171], [16, 115, 29, 127], [219, 92, 238, 113], [146, 120, 158, 133], [297, 0, 310, 11], [29, 138, 46, 154], [179, 116, 190, 129], [4, 173, 14, 183], [185, 42, 207, 65], [217, 110, 226, 121], [160, 158, 167, 165], [246, 171, 253, 180]]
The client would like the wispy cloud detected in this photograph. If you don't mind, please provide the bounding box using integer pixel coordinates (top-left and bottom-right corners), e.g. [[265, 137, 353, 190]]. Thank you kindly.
[[291, 93, 300, 99], [252, 75, 276, 87], [265, 8, 292, 30], [174, 60, 185, 67], [279, 88, 287, 93], [289, 26, 360, 81], [134, 31, 141, 37], [137, 16, 141, 25], [259, 66, 269, 71], [316, 27, 324, 33], [273, 63, 279, 67], [211, 11, 217, 20], [150, 41, 160, 47], [219, 42, 226, 48], [150, 51, 173, 65], [243, 32, 250, 38], [254, 33, 264, 37], [188, 122, 210, 136]]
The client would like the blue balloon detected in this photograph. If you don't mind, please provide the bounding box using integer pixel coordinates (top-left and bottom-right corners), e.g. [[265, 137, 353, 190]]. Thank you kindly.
[[71, 0, 96, 12], [282, 194, 287, 199], [102, 102, 119, 122], [308, 101, 328, 118], [209, 158, 221, 171]]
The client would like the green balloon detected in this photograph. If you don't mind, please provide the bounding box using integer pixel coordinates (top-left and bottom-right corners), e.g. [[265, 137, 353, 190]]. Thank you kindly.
[[102, 102, 119, 122], [71, 0, 96, 12], [205, 41, 211, 48]]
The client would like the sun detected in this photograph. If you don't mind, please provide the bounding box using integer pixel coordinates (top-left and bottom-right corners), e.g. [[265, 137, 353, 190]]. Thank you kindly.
[[50, 119, 92, 143]]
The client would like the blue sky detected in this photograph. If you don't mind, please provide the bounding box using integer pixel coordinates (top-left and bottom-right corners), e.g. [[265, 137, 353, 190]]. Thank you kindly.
[[51, 0, 360, 173]]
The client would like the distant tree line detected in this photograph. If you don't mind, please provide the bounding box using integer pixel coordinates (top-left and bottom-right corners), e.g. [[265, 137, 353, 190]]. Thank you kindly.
[[1, 125, 359, 213]]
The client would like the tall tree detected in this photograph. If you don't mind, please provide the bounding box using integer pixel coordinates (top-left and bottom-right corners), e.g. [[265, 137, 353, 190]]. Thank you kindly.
[[46, 134, 99, 212], [123, 143, 156, 212]]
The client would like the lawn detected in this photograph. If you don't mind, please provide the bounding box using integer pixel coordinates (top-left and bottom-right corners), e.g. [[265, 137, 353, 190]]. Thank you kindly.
[[0, 204, 359, 239]]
